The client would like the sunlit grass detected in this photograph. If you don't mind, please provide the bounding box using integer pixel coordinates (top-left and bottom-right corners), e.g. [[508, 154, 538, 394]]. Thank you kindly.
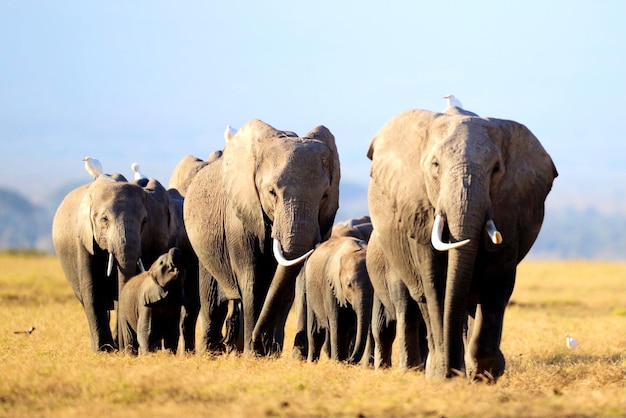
[[1, 254, 625, 417]]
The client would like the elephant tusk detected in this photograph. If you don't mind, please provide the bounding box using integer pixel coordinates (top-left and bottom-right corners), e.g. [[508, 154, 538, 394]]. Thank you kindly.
[[273, 238, 314, 266], [431, 214, 470, 252], [485, 219, 503, 245], [137, 258, 146, 272], [106, 252, 114, 277]]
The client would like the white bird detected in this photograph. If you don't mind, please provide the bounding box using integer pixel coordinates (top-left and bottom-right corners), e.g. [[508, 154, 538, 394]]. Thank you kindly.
[[565, 333, 578, 349], [83, 156, 103, 179], [131, 162, 147, 180], [443, 94, 463, 109], [224, 125, 236, 142]]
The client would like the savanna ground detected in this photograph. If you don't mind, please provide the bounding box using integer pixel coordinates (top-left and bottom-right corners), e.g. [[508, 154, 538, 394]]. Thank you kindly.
[[0, 252, 625, 417]]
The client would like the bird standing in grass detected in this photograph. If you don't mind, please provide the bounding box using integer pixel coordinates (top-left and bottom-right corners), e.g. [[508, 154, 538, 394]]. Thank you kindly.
[[566, 333, 578, 349], [83, 156, 103, 179]]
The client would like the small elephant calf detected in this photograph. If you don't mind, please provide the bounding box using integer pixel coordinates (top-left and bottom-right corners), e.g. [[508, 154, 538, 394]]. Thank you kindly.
[[119, 247, 184, 355]]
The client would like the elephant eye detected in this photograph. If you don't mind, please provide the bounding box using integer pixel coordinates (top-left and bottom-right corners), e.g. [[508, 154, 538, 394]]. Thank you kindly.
[[431, 158, 440, 177], [493, 163, 500, 174], [269, 188, 277, 197], [101, 215, 109, 225]]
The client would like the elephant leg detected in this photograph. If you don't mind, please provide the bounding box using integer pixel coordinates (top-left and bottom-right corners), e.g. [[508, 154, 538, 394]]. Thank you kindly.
[[465, 270, 515, 381], [163, 314, 181, 354], [181, 263, 200, 353], [78, 254, 115, 352], [198, 266, 228, 353], [306, 306, 324, 363], [372, 295, 394, 369], [291, 272, 308, 360]]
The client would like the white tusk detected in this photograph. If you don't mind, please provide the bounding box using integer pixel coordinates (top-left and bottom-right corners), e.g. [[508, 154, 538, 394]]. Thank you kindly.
[[107, 253, 114, 276], [273, 238, 314, 266], [431, 214, 470, 252], [485, 220, 503, 245], [137, 258, 146, 272]]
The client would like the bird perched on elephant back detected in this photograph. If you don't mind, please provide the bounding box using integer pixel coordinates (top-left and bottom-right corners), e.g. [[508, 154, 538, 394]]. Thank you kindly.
[[119, 247, 185, 355], [184, 119, 340, 356], [366, 108, 557, 381], [304, 235, 372, 364], [52, 175, 178, 351]]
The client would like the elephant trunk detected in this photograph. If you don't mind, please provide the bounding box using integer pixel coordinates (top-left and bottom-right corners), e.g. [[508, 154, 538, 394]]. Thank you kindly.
[[437, 163, 493, 378], [253, 199, 321, 353], [347, 291, 373, 364], [252, 263, 302, 353]]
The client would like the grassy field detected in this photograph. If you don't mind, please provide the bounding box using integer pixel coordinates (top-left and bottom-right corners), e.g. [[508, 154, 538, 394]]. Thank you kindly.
[[0, 253, 625, 417]]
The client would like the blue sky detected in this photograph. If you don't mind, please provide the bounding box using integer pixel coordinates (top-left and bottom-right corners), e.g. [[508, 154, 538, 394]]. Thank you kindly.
[[1, 1, 625, 211]]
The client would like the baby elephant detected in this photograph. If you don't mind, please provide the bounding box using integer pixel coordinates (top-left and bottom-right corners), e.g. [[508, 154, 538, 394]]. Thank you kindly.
[[305, 235, 373, 364], [119, 247, 184, 355]]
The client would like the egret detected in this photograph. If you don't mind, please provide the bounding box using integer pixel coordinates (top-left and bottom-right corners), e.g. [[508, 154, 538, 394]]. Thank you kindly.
[[443, 94, 463, 109], [224, 125, 236, 141], [131, 162, 147, 180], [83, 156, 103, 179], [565, 333, 578, 349]]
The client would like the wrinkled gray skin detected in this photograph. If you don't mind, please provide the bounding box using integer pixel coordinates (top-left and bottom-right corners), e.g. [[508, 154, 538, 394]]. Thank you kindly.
[[52, 175, 175, 351], [292, 215, 373, 361], [367, 108, 557, 381], [367, 234, 427, 369], [184, 119, 340, 355], [169, 152, 237, 353], [119, 248, 184, 355], [305, 235, 372, 364]]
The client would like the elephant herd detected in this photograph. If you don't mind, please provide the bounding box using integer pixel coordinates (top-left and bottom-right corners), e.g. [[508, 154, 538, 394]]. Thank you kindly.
[[52, 106, 557, 382]]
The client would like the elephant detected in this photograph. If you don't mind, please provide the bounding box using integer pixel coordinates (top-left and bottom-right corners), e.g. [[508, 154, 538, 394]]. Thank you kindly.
[[367, 233, 427, 370], [366, 108, 557, 381], [184, 119, 340, 356], [292, 215, 374, 361], [119, 247, 185, 354], [304, 235, 372, 364], [169, 152, 237, 354], [52, 175, 177, 351]]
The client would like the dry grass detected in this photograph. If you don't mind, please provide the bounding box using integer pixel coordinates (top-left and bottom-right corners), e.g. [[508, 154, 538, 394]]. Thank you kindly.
[[1, 254, 625, 417]]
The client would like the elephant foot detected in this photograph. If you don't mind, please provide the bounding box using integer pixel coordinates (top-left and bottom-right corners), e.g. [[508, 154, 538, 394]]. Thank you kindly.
[[466, 352, 505, 383]]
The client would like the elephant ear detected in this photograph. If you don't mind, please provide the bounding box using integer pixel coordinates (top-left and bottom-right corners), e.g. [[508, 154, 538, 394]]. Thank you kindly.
[[143, 275, 169, 307], [223, 119, 281, 241], [487, 118, 558, 252], [77, 187, 95, 255], [303, 125, 341, 241], [326, 239, 355, 308]]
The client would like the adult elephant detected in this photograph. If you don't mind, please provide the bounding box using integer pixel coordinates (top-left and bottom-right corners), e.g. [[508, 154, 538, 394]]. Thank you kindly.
[[305, 235, 372, 364], [52, 175, 176, 351], [366, 108, 557, 380], [169, 152, 235, 353], [184, 119, 340, 355]]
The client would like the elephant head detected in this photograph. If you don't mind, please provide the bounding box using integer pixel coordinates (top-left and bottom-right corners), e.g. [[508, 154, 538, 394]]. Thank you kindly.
[[223, 120, 340, 262], [367, 109, 557, 379], [143, 247, 184, 306], [328, 237, 372, 364]]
